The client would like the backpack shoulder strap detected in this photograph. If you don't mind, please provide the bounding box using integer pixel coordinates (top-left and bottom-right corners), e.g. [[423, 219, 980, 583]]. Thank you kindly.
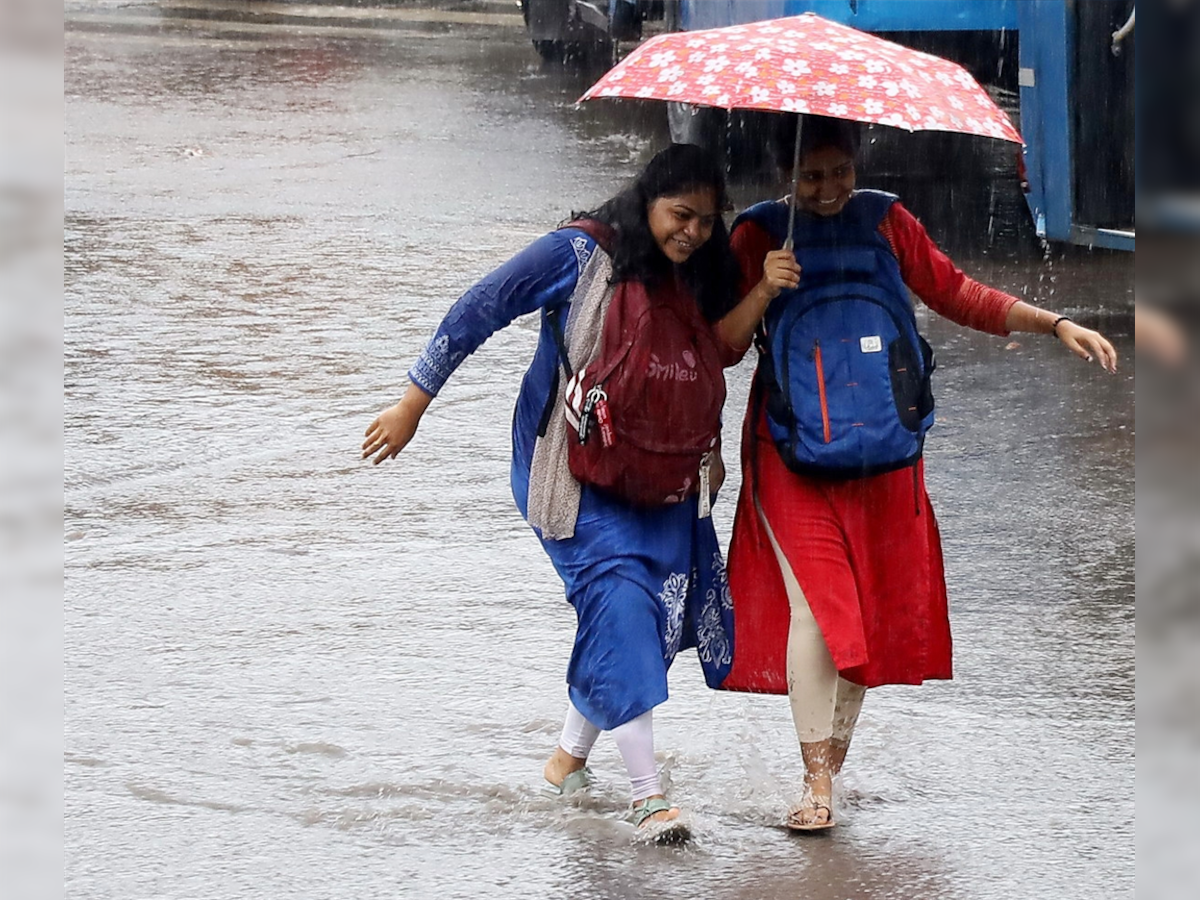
[[544, 305, 573, 381], [544, 218, 612, 381], [847, 189, 899, 230], [536, 304, 571, 439], [537, 222, 606, 439], [731, 200, 790, 243]]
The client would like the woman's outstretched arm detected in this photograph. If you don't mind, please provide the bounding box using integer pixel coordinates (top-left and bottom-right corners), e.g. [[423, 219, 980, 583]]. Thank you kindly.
[[885, 203, 1118, 373], [360, 229, 589, 465]]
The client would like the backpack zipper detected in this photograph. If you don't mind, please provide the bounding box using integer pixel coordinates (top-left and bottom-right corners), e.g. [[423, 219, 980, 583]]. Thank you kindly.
[[813, 339, 832, 444], [776, 293, 925, 446]]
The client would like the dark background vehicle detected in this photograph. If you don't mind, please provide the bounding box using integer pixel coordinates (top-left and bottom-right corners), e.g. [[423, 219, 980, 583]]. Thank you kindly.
[[520, 0, 665, 62]]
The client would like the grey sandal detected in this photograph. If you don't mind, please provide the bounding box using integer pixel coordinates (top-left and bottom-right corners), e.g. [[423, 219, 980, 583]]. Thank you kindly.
[[543, 766, 593, 797], [631, 797, 691, 845]]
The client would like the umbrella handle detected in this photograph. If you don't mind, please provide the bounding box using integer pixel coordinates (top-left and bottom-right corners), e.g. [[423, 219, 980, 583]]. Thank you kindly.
[[784, 115, 803, 253]]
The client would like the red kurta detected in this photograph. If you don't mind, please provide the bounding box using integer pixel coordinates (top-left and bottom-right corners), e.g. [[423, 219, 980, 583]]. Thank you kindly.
[[722, 200, 1019, 692]]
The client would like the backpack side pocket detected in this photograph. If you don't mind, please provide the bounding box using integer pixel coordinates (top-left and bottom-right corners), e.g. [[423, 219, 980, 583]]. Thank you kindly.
[[888, 335, 927, 433]]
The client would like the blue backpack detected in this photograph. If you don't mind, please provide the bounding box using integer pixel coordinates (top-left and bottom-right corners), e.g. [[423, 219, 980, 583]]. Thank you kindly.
[[734, 191, 936, 479]]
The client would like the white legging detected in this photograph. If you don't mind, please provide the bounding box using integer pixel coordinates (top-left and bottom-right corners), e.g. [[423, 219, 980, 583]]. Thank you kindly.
[[559, 702, 661, 801], [755, 496, 866, 744]]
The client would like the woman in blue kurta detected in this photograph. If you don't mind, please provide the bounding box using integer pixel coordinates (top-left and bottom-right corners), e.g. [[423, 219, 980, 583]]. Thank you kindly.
[[363, 145, 759, 839]]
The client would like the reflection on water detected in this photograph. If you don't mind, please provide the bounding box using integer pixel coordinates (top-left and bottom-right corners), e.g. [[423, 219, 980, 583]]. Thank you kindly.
[[66, 4, 1133, 898]]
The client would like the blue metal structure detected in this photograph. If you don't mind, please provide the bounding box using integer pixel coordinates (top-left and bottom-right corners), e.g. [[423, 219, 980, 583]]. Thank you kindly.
[[682, 0, 1017, 33], [1016, 1, 1134, 250], [675, 0, 1135, 251]]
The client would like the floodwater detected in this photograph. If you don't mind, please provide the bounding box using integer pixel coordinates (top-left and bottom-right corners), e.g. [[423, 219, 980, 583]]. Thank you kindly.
[[65, 3, 1135, 898]]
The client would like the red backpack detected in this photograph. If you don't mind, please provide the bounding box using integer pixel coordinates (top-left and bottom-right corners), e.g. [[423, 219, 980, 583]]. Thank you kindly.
[[550, 221, 727, 507]]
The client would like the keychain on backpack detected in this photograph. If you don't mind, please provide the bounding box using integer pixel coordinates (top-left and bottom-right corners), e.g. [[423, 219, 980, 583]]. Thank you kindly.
[[579, 385, 610, 446], [593, 391, 615, 448], [698, 451, 713, 519]]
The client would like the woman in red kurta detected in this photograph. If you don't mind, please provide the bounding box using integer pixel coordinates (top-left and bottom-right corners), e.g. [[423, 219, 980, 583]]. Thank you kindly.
[[713, 117, 1118, 831]]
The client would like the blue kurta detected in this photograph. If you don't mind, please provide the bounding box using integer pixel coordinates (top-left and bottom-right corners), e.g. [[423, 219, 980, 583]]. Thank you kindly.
[[409, 229, 734, 730]]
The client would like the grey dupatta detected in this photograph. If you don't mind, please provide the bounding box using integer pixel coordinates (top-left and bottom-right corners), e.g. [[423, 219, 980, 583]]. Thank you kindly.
[[526, 247, 615, 540]]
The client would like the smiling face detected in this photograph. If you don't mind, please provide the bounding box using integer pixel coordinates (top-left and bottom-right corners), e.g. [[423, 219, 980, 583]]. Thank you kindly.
[[793, 146, 857, 217], [646, 187, 719, 264]]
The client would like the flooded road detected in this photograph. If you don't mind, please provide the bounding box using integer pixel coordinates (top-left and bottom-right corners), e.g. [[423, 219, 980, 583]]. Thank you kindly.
[[65, 3, 1134, 898]]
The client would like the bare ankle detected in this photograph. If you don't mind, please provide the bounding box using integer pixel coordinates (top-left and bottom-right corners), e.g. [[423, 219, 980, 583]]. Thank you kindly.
[[544, 748, 587, 785]]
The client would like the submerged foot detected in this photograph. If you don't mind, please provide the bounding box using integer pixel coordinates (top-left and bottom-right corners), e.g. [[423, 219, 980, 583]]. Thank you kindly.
[[631, 795, 690, 844]]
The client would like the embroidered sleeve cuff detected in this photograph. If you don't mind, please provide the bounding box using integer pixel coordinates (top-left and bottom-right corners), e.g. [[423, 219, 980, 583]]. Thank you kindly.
[[408, 332, 464, 398]]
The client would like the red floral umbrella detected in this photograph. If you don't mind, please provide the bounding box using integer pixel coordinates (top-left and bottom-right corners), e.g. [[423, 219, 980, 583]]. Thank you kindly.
[[580, 12, 1023, 145]]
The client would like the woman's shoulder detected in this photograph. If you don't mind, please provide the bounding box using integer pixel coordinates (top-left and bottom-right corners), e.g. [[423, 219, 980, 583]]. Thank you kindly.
[[873, 199, 933, 244], [731, 199, 788, 240], [733, 196, 788, 219], [557, 218, 614, 256], [506, 227, 601, 279], [849, 188, 901, 216], [553, 221, 612, 268]]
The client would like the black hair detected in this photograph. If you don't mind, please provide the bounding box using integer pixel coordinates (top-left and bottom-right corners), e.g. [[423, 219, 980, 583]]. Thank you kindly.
[[771, 115, 862, 172], [568, 143, 741, 323]]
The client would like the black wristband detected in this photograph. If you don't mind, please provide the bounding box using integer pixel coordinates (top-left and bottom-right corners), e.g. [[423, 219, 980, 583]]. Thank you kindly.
[[1051, 315, 1072, 335]]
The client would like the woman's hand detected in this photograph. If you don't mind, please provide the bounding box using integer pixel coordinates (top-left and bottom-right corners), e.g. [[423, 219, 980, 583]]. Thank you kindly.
[[715, 250, 802, 350], [759, 249, 802, 300], [709, 449, 726, 496], [1056, 321, 1119, 374], [362, 383, 433, 464]]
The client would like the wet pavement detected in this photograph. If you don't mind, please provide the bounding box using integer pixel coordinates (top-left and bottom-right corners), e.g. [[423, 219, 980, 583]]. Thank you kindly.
[[65, 3, 1135, 898]]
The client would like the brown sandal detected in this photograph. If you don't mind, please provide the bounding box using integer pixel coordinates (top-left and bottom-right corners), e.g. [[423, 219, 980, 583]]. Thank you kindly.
[[786, 802, 836, 832]]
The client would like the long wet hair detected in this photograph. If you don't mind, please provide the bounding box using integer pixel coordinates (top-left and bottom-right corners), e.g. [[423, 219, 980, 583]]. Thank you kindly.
[[569, 143, 741, 323]]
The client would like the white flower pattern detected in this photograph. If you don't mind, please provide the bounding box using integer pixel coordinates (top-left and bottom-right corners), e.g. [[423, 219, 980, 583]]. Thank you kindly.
[[577, 13, 1021, 144], [658, 572, 689, 661], [696, 552, 734, 667], [569, 235, 592, 274]]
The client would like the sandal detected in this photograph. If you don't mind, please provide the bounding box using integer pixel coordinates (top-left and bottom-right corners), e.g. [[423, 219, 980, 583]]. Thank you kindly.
[[542, 766, 593, 797], [786, 801, 836, 833], [631, 797, 691, 845]]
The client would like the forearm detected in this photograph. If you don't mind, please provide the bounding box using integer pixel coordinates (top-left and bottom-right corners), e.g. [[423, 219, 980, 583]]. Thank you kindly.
[[1005, 300, 1119, 372], [716, 282, 776, 350], [399, 380, 435, 415], [1004, 300, 1067, 335]]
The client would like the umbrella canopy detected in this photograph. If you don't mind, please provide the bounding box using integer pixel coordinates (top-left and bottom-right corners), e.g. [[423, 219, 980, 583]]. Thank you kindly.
[[580, 12, 1023, 145]]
